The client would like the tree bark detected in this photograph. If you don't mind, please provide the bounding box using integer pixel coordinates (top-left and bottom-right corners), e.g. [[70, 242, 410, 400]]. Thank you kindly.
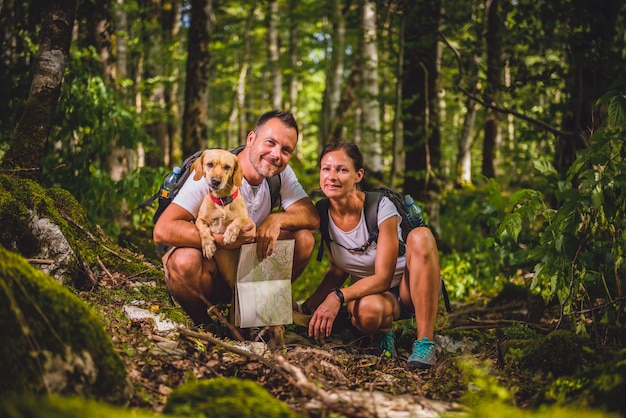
[[359, 0, 383, 179], [319, 0, 346, 151], [182, 0, 212, 157], [555, 0, 622, 179], [268, 0, 282, 110], [0, 0, 78, 180], [481, 0, 503, 179], [402, 0, 441, 200]]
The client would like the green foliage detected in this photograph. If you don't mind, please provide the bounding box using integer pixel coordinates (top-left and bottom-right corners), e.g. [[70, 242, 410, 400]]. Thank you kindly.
[[544, 349, 626, 413], [498, 81, 626, 337], [164, 377, 296, 418], [42, 46, 153, 237], [503, 323, 540, 340], [439, 179, 533, 300]]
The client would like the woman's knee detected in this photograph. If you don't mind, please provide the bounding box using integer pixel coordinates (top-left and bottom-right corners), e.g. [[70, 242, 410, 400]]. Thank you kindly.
[[351, 297, 387, 333], [406, 227, 439, 258]]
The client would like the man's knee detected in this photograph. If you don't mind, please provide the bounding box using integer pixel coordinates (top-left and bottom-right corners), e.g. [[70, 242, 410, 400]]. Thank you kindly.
[[293, 229, 315, 257]]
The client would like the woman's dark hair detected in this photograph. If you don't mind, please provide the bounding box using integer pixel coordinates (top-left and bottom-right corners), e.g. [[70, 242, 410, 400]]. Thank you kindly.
[[319, 141, 364, 171], [255, 110, 299, 139]]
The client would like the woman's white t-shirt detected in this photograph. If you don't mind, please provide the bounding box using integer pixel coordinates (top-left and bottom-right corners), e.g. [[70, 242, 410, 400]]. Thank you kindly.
[[172, 165, 309, 226], [328, 196, 405, 288]]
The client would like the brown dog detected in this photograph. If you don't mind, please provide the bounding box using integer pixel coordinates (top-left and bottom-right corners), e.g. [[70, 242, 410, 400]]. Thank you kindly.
[[192, 149, 249, 262], [192, 149, 284, 347]]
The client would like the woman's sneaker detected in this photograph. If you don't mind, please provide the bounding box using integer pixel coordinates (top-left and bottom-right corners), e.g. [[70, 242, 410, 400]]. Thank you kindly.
[[407, 337, 436, 370], [375, 331, 398, 359]]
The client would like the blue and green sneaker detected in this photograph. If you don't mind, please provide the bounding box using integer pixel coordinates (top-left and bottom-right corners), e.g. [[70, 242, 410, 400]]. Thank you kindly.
[[375, 331, 397, 359], [407, 337, 436, 370]]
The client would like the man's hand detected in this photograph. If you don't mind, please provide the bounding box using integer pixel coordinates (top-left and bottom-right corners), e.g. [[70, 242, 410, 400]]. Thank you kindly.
[[255, 216, 282, 260], [216, 218, 256, 249]]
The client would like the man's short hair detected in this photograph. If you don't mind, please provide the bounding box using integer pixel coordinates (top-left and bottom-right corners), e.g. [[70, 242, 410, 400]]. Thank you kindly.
[[255, 110, 299, 139]]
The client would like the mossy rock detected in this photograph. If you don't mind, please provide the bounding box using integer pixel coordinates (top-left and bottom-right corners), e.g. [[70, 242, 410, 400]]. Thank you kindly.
[[164, 377, 297, 418], [0, 394, 165, 418], [0, 174, 162, 287], [502, 330, 587, 377], [0, 246, 132, 404]]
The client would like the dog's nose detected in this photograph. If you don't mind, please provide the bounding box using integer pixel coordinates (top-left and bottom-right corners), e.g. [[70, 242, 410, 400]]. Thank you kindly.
[[210, 177, 222, 188]]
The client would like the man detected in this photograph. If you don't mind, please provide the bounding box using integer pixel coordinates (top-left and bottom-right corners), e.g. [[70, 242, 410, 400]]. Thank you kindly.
[[153, 110, 320, 325]]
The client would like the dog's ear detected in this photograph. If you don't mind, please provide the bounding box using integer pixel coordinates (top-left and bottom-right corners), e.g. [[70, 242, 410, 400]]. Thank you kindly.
[[232, 156, 243, 187], [192, 151, 206, 181]]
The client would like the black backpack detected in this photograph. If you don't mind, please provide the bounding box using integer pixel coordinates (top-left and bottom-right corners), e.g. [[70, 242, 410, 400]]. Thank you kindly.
[[316, 187, 451, 312], [139, 145, 282, 225]]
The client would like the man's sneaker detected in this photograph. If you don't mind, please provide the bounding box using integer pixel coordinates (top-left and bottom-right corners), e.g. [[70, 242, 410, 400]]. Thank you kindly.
[[407, 337, 436, 370], [375, 331, 398, 359]]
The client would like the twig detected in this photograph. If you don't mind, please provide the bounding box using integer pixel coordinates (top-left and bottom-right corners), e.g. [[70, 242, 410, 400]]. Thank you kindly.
[[97, 256, 114, 280], [438, 32, 582, 140], [60, 212, 97, 242], [178, 328, 373, 418], [562, 296, 626, 316], [27, 259, 55, 265]]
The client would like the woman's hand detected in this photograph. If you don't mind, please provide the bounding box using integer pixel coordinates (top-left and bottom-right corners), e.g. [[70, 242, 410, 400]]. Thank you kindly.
[[308, 291, 342, 339]]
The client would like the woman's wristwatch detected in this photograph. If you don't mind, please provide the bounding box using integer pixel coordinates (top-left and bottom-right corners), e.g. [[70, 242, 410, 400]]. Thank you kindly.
[[330, 287, 345, 305]]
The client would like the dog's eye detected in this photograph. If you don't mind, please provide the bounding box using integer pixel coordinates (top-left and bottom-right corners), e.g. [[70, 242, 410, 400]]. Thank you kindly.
[[207, 162, 214, 168], [224, 165, 231, 171]]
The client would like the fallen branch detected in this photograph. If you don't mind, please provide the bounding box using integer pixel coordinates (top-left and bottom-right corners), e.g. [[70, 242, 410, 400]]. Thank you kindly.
[[178, 328, 374, 418], [27, 259, 55, 265], [97, 256, 114, 280]]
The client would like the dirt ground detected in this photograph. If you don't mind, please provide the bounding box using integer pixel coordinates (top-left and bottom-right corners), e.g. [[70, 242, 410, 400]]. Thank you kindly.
[[82, 271, 561, 417]]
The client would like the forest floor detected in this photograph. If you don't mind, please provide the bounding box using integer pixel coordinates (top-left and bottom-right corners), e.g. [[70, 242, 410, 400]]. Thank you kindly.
[[78, 265, 579, 418]]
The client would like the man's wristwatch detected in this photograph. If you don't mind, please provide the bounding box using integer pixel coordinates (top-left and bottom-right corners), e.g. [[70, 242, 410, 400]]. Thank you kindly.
[[330, 287, 345, 305]]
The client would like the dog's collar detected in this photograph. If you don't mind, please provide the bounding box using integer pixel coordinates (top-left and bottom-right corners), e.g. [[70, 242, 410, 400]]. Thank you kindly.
[[210, 189, 239, 206]]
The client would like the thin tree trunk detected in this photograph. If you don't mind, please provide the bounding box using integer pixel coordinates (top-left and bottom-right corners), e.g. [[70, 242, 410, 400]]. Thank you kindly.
[[268, 0, 282, 110], [390, 9, 405, 187], [319, 0, 346, 151], [227, 5, 255, 149], [359, 0, 382, 178], [0, 0, 78, 180], [481, 0, 503, 179]]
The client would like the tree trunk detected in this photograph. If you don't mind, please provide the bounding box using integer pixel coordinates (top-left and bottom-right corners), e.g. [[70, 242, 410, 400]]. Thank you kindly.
[[268, 0, 282, 110], [555, 0, 621, 179], [481, 0, 503, 179], [227, 5, 255, 149], [319, 0, 346, 151], [182, 0, 212, 157], [402, 0, 442, 238], [402, 0, 441, 199], [390, 8, 405, 187], [359, 0, 383, 179], [0, 0, 78, 180]]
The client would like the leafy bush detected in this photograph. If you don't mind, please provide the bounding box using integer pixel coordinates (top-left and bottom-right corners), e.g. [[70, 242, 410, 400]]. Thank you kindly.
[[498, 81, 626, 338]]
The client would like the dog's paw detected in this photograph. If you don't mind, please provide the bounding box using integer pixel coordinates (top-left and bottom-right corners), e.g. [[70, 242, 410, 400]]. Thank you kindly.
[[202, 239, 217, 259], [222, 225, 241, 245]]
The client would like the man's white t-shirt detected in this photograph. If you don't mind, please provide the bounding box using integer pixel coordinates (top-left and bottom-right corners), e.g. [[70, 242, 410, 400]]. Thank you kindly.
[[173, 165, 309, 226], [327, 196, 405, 288]]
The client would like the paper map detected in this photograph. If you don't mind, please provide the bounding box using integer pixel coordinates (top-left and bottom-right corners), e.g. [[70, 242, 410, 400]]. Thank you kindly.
[[235, 239, 294, 328]]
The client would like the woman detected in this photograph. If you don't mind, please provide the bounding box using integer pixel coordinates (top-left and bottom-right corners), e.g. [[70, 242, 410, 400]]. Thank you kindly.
[[300, 141, 441, 370]]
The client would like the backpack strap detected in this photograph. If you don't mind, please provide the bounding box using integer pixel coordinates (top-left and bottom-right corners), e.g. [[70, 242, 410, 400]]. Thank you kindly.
[[362, 191, 383, 249], [315, 198, 331, 262]]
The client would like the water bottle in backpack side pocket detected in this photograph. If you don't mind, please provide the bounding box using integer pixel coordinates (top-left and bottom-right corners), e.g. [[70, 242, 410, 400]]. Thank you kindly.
[[160, 166, 182, 199], [404, 194, 426, 228]]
